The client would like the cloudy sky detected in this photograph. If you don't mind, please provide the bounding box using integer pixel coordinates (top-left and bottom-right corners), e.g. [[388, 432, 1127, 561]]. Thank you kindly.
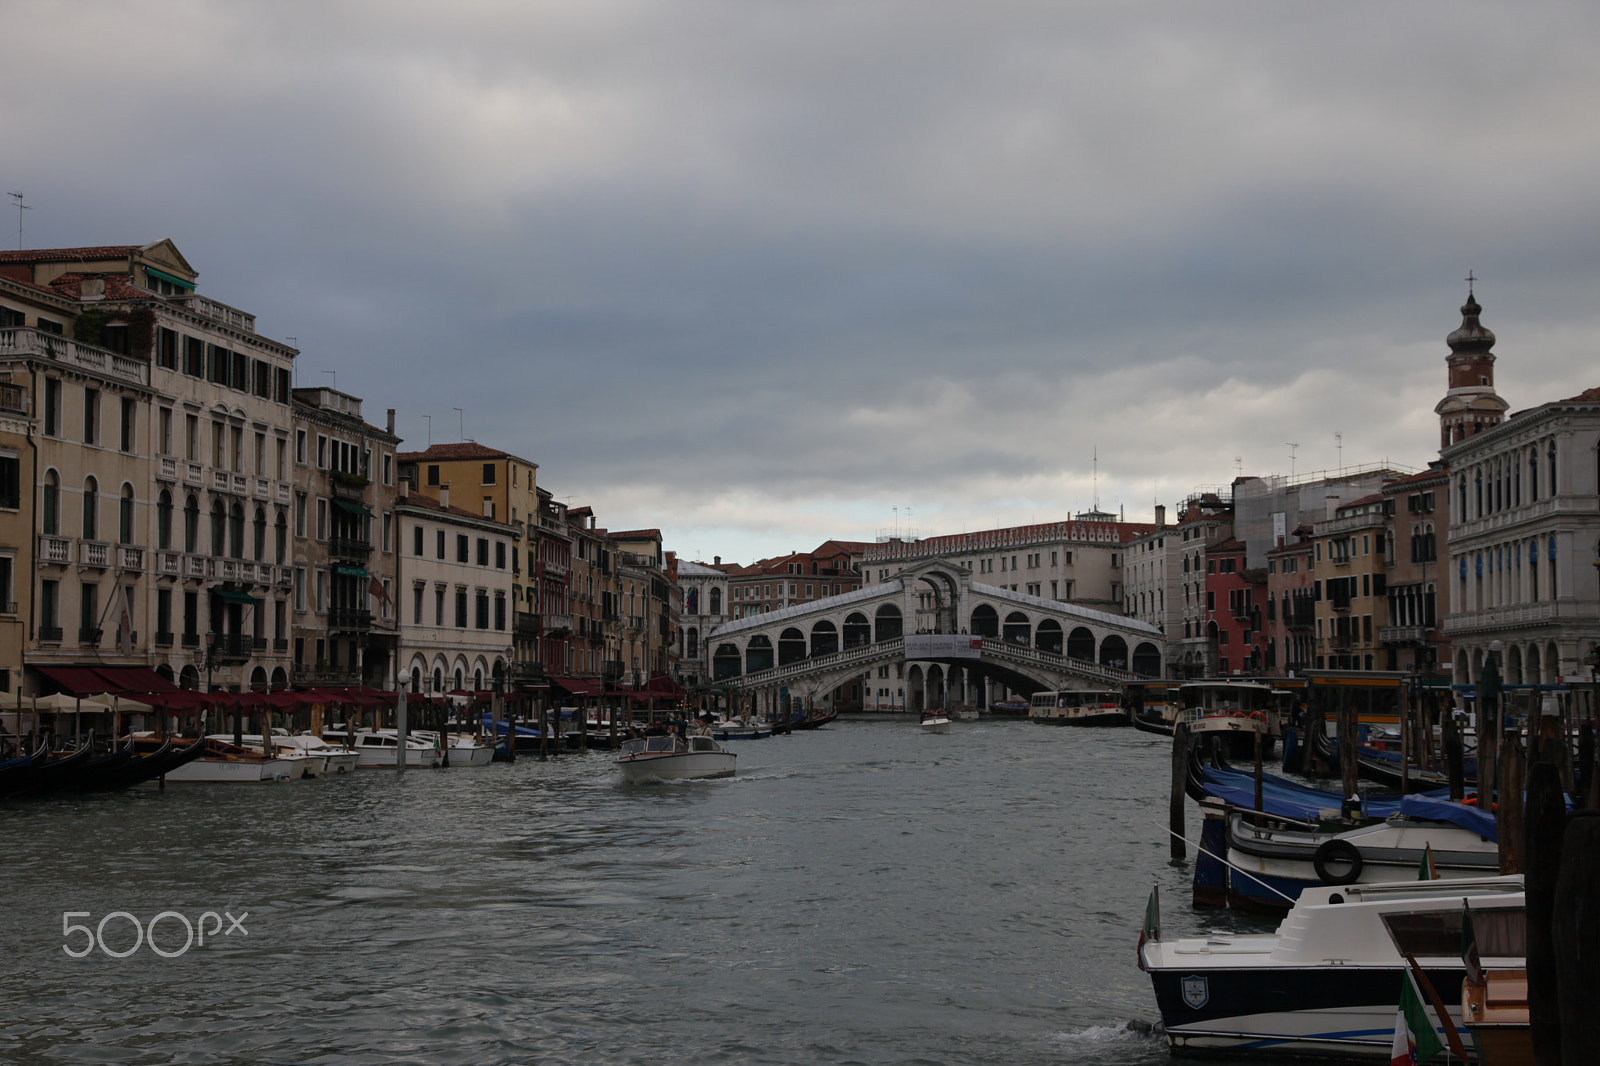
[[7, 2, 1599, 564]]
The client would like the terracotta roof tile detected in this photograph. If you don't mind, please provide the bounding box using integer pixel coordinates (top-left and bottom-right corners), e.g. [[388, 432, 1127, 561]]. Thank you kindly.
[[0, 245, 140, 264], [397, 442, 514, 462], [1562, 386, 1600, 403]]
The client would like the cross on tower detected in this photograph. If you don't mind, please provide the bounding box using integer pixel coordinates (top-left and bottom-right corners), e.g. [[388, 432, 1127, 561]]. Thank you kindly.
[[1466, 270, 1477, 295]]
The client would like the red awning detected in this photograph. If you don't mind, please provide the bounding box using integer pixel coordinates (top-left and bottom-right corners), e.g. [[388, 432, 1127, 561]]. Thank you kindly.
[[35, 664, 181, 696], [33, 666, 113, 696], [92, 666, 180, 693], [551, 677, 605, 698]]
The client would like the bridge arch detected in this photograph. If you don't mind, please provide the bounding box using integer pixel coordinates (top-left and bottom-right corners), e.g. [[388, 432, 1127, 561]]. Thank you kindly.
[[970, 603, 999, 637], [810, 619, 838, 656], [1132, 641, 1162, 677], [844, 612, 871, 648], [1036, 618, 1063, 654], [1067, 626, 1095, 660], [714, 643, 741, 679], [874, 603, 902, 642], [747, 635, 774, 672], [1100, 634, 1128, 670], [1003, 611, 1031, 644], [778, 627, 807, 665]]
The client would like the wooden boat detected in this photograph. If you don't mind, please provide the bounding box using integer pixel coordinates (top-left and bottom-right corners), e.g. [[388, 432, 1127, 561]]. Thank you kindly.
[[110, 736, 209, 788], [616, 734, 735, 782], [1028, 689, 1128, 727], [161, 738, 292, 783], [989, 698, 1030, 717], [788, 710, 838, 730], [1141, 875, 1524, 1059], [919, 712, 952, 734], [3, 741, 94, 797], [1465, 968, 1531, 1066], [410, 730, 493, 766]]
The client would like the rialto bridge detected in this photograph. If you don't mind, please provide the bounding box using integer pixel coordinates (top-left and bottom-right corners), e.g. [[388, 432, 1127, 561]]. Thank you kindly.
[[702, 559, 1164, 715]]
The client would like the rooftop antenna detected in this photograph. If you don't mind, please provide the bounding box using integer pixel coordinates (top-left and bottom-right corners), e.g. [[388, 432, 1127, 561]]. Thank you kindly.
[[8, 193, 28, 249], [453, 407, 464, 441], [1092, 446, 1100, 513], [1286, 442, 1299, 480], [1335, 432, 1343, 474], [422, 414, 432, 447], [1234, 455, 1243, 477], [321, 370, 336, 390]]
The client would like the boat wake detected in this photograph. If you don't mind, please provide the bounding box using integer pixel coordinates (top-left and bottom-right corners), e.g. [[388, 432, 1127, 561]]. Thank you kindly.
[[1047, 1019, 1165, 1050]]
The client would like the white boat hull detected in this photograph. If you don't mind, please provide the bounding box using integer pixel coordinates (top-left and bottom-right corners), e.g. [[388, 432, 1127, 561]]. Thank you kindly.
[[920, 717, 952, 734], [443, 742, 494, 767], [618, 750, 736, 781], [616, 735, 735, 782], [162, 757, 292, 783]]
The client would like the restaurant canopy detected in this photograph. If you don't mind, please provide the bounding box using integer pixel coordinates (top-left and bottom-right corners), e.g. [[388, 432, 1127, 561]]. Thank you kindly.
[[551, 677, 605, 698], [34, 664, 181, 696]]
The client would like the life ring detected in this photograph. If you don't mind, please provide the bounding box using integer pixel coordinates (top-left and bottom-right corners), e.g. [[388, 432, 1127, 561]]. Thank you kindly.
[[1313, 839, 1364, 885], [1249, 711, 1266, 722]]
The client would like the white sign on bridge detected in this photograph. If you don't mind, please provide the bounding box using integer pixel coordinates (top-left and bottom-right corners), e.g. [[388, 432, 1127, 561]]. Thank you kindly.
[[903, 634, 984, 660]]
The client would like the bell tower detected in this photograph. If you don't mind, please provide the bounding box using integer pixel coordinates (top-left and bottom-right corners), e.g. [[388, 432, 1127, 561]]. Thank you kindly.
[[1434, 276, 1508, 451]]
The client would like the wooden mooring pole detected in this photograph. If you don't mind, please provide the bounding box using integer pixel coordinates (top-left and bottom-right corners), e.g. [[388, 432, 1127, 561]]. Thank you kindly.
[[1169, 721, 1189, 861]]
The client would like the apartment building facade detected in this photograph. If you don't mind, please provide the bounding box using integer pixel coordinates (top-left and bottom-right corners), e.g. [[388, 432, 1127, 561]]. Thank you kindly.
[[1, 241, 298, 694], [395, 482, 520, 693], [289, 387, 401, 688]]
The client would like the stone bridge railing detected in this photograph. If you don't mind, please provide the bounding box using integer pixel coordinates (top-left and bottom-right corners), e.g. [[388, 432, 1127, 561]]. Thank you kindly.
[[715, 634, 1146, 691]]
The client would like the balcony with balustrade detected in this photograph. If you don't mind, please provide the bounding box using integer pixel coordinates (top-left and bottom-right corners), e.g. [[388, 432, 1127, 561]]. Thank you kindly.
[[208, 633, 252, 663], [328, 607, 373, 632]]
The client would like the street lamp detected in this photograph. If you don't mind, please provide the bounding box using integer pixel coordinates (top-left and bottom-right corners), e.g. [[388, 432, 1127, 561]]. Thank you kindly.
[[395, 667, 411, 775]]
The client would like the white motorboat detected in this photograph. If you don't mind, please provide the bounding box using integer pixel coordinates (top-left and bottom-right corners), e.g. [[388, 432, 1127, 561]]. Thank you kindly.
[[282, 734, 360, 774], [321, 728, 443, 768], [1140, 874, 1524, 1059], [919, 713, 952, 734], [221, 734, 327, 779], [708, 716, 772, 740], [412, 730, 494, 766], [616, 734, 735, 782], [161, 738, 293, 783]]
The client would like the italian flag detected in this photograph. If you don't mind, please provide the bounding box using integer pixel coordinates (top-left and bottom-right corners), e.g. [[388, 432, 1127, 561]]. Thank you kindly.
[[1390, 971, 1443, 1065]]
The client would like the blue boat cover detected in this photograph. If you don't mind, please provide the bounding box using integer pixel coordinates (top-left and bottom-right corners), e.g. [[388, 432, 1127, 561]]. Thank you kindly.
[[1200, 764, 1412, 822], [1396, 794, 1499, 841]]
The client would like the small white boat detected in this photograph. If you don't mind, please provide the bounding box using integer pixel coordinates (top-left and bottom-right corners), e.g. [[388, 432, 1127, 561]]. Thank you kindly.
[[1140, 874, 1524, 1059], [282, 734, 361, 775], [223, 734, 327, 778], [321, 729, 442, 768], [919, 713, 952, 734], [412, 731, 494, 766], [616, 734, 735, 782], [161, 738, 293, 783]]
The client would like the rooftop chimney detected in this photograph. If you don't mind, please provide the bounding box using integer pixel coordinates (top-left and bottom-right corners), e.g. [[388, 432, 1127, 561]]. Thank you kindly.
[[439, 483, 450, 509], [1154, 504, 1166, 528], [386, 408, 395, 435], [714, 556, 721, 566]]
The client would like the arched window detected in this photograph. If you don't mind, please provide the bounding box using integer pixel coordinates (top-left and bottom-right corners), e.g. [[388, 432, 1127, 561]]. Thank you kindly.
[[82, 476, 98, 540], [275, 510, 287, 564], [253, 507, 267, 560], [210, 499, 226, 555], [1548, 441, 1557, 495], [709, 587, 721, 614], [229, 503, 245, 558], [1529, 449, 1538, 502], [119, 483, 135, 544], [157, 489, 173, 549], [42, 470, 59, 535], [686, 627, 698, 659], [184, 494, 200, 553]]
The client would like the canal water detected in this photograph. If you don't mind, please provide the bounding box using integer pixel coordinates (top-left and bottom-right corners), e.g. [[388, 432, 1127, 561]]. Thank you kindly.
[[2, 719, 1276, 1065]]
